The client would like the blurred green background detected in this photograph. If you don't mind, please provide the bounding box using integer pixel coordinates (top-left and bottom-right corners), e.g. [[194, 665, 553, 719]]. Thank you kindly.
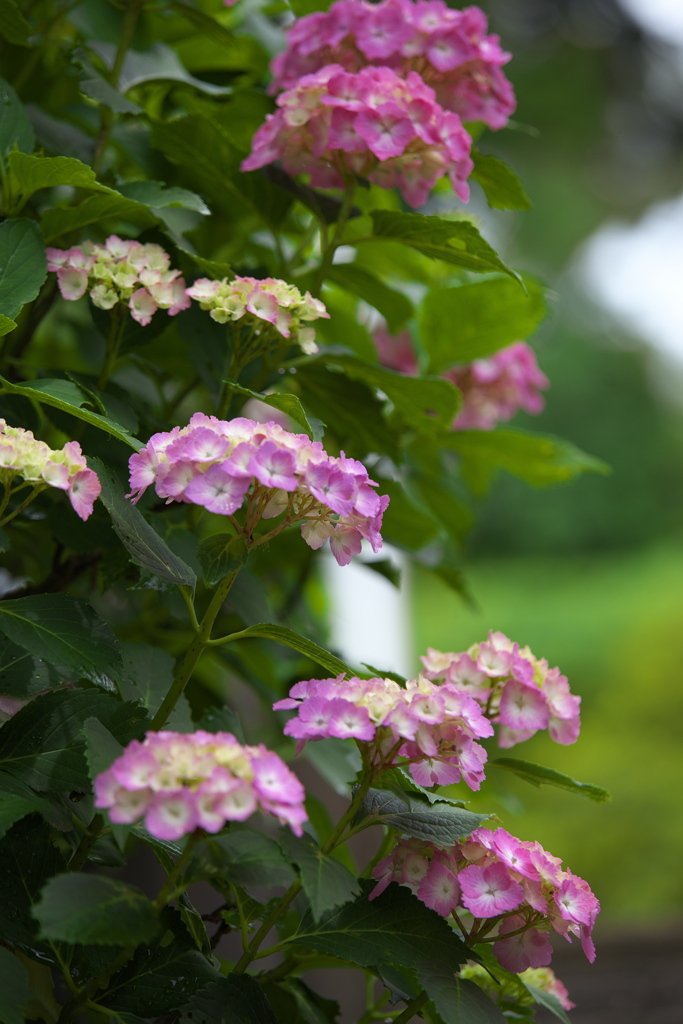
[[409, 0, 683, 928]]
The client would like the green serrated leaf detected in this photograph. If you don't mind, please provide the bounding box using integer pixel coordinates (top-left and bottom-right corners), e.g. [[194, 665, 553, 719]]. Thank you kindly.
[[178, 974, 279, 1024], [303, 737, 361, 797], [34, 873, 158, 946], [377, 479, 439, 551], [0, 815, 67, 953], [118, 641, 192, 732], [223, 379, 318, 438], [417, 961, 507, 1024], [0, 76, 34, 155], [0, 793, 45, 841], [327, 264, 413, 333], [0, 593, 122, 684], [279, 831, 359, 921], [6, 151, 111, 210], [169, 1, 237, 45], [359, 788, 487, 846], [0, 314, 17, 337], [116, 179, 210, 215], [0, 634, 54, 698], [114, 41, 231, 96], [367, 210, 518, 280], [445, 428, 610, 496], [471, 151, 531, 211], [0, 690, 147, 792], [420, 277, 546, 373], [262, 977, 340, 1024], [92, 458, 197, 588], [489, 758, 610, 802], [232, 622, 352, 677], [323, 354, 460, 435], [41, 192, 157, 243], [197, 830, 296, 890], [198, 533, 248, 586], [0, 1, 31, 46], [0, 376, 142, 448], [291, 879, 473, 972], [83, 717, 124, 783], [0, 946, 32, 1024], [0, 218, 46, 320]]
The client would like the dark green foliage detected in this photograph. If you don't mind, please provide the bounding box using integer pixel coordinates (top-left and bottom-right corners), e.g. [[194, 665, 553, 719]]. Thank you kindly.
[[34, 873, 158, 946], [358, 787, 488, 846], [279, 831, 360, 920]]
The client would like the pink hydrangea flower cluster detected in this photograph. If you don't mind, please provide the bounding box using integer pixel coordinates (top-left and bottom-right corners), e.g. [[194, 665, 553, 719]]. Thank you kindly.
[[274, 672, 495, 790], [519, 968, 575, 1011], [370, 826, 600, 972], [128, 413, 388, 567], [0, 420, 101, 520], [374, 328, 549, 431], [185, 275, 329, 353], [422, 631, 581, 748], [94, 730, 307, 840], [46, 236, 190, 326], [270, 0, 516, 130], [445, 342, 550, 430], [242, 64, 473, 208]]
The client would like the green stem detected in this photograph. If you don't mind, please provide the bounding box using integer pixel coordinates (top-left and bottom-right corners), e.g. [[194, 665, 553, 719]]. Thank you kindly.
[[150, 569, 240, 729], [97, 307, 127, 390], [152, 830, 201, 912], [0, 483, 45, 528], [392, 991, 428, 1024], [312, 179, 357, 297], [69, 814, 104, 872], [91, 0, 145, 175]]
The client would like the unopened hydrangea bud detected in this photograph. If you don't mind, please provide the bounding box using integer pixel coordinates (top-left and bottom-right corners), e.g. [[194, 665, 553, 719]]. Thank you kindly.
[[128, 413, 388, 567], [46, 236, 191, 325], [185, 275, 329, 353], [370, 828, 599, 972], [95, 730, 307, 840], [0, 420, 101, 521], [270, 0, 516, 130], [243, 64, 473, 208]]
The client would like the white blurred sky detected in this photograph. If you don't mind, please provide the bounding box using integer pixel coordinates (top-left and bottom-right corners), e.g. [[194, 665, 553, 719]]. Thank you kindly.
[[578, 1, 683, 366]]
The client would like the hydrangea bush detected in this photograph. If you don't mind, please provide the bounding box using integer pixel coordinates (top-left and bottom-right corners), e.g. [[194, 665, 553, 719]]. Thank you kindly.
[[0, 3, 609, 1023]]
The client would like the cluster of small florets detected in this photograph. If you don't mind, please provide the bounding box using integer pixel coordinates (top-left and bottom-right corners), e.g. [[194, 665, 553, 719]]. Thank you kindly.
[[270, 0, 516, 130], [127, 413, 388, 567], [374, 328, 549, 431], [274, 672, 494, 789], [242, 64, 473, 208], [94, 730, 307, 840], [46, 236, 190, 326], [0, 420, 101, 521], [371, 827, 600, 972], [185, 275, 329, 354], [422, 631, 581, 748]]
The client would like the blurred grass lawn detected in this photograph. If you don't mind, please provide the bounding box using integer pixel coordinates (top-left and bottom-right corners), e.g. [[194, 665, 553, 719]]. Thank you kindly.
[[412, 540, 683, 925]]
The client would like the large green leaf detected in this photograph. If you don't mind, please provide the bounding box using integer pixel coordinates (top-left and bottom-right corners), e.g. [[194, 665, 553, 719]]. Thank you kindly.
[[0, 376, 143, 449], [358, 788, 488, 846], [295, 362, 399, 459], [0, 76, 34, 155], [367, 211, 518, 279], [377, 479, 440, 551], [41, 192, 157, 243], [92, 458, 197, 589], [0, 690, 147, 792], [522, 982, 572, 1024], [291, 880, 473, 972], [197, 533, 247, 587], [323, 354, 460, 435], [471, 151, 531, 211], [279, 831, 360, 921], [116, 179, 210, 214], [117, 642, 193, 732], [489, 758, 611, 802], [196, 831, 296, 890], [178, 975, 279, 1024], [262, 978, 340, 1024], [420, 277, 546, 372], [0, 219, 46, 319], [445, 428, 610, 495], [314, 290, 377, 361], [0, 946, 32, 1024], [0, 314, 17, 336], [0, 593, 122, 684], [169, 1, 239, 46], [5, 152, 110, 209], [34, 873, 158, 946], [327, 264, 413, 333], [0, 793, 45, 841], [231, 622, 352, 677], [416, 962, 506, 1024], [100, 907, 220, 1014], [83, 717, 124, 783], [112, 41, 231, 96], [0, 815, 67, 952], [0, 634, 53, 698]]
